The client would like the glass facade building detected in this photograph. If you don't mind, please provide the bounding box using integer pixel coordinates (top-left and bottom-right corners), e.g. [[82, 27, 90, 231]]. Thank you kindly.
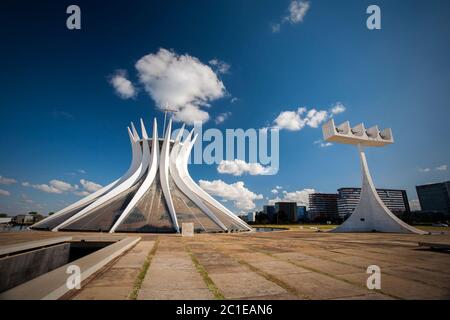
[[297, 206, 307, 221], [308, 193, 339, 222], [416, 181, 450, 213], [274, 202, 298, 223], [337, 187, 410, 219], [263, 205, 276, 222]]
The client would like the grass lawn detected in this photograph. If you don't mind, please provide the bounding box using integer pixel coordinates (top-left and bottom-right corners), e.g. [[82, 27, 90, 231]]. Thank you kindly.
[[416, 225, 449, 233], [250, 224, 449, 233], [251, 224, 339, 231]]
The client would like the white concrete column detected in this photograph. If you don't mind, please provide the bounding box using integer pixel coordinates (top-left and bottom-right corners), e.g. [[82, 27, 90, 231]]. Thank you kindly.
[[332, 144, 427, 234]]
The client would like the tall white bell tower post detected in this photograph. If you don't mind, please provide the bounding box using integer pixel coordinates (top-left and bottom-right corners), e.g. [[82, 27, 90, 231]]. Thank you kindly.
[[322, 119, 427, 234]]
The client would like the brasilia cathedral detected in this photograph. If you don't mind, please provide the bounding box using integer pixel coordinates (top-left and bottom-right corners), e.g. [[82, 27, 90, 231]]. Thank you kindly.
[[31, 119, 252, 234]]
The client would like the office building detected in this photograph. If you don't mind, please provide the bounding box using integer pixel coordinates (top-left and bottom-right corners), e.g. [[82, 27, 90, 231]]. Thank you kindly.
[[337, 188, 410, 219], [275, 202, 298, 223], [263, 205, 276, 222], [297, 206, 307, 221], [416, 181, 450, 213], [12, 214, 35, 225], [308, 193, 339, 222]]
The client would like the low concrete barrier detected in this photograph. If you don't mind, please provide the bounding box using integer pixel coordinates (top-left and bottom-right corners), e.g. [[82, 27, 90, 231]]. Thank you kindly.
[[0, 243, 71, 292], [0, 236, 72, 257], [0, 236, 141, 300]]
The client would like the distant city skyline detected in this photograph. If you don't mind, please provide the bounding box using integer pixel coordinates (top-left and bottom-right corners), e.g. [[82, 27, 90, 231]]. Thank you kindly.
[[0, 0, 449, 215]]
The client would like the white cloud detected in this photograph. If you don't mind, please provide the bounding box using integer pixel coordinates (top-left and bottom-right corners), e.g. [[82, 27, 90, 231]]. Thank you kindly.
[[77, 169, 86, 174], [21, 194, 33, 203], [419, 165, 447, 173], [215, 112, 231, 124], [51, 110, 74, 119], [209, 59, 231, 74], [272, 1, 310, 33], [174, 104, 209, 124], [268, 188, 315, 208], [0, 175, 17, 185], [273, 103, 345, 131], [0, 189, 11, 196], [199, 179, 263, 211], [409, 199, 421, 212], [80, 179, 103, 193], [110, 70, 136, 99], [50, 180, 77, 192], [284, 1, 310, 24], [305, 109, 328, 128], [74, 191, 90, 197], [271, 23, 281, 33], [135, 48, 226, 124], [23, 177, 102, 197], [28, 183, 62, 194], [331, 102, 346, 115], [22, 179, 78, 194], [314, 139, 333, 148], [274, 109, 305, 131], [217, 159, 271, 176], [273, 107, 326, 131], [271, 189, 278, 194], [230, 97, 238, 103], [276, 185, 282, 190]]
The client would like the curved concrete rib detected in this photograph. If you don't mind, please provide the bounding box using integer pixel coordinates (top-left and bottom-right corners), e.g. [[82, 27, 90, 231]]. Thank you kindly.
[[121, 127, 144, 181], [31, 127, 141, 229], [52, 127, 149, 231], [31, 179, 118, 229], [110, 118, 160, 233], [140, 118, 149, 139], [131, 122, 140, 141], [332, 145, 427, 234], [178, 131, 252, 231], [170, 127, 228, 232], [159, 119, 179, 232]]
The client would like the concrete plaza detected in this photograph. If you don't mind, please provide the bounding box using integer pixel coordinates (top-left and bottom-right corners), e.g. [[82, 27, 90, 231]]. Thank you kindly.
[[1, 227, 449, 300]]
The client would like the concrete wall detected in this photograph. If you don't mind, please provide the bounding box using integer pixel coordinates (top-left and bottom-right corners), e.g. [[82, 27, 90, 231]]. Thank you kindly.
[[0, 243, 70, 293]]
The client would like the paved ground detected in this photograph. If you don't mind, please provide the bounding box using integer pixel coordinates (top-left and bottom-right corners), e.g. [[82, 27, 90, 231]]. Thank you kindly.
[[72, 240, 155, 300], [1, 228, 449, 300]]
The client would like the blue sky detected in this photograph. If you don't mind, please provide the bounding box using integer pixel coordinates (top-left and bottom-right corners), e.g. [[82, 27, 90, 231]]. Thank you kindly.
[[0, 0, 449, 215]]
